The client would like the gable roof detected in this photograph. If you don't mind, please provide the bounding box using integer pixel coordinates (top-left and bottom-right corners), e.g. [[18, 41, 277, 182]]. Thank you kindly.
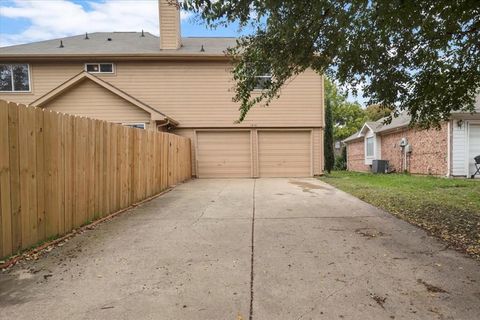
[[358, 121, 380, 135], [0, 32, 237, 59], [30, 71, 178, 125], [343, 112, 412, 143]]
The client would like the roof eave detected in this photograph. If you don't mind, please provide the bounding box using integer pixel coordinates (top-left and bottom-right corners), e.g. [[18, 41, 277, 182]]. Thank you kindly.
[[377, 124, 409, 135], [343, 136, 363, 143], [0, 53, 232, 62]]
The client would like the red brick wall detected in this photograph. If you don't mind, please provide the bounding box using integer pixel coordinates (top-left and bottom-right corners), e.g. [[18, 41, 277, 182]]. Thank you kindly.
[[380, 124, 448, 175], [346, 124, 448, 175], [346, 139, 370, 172]]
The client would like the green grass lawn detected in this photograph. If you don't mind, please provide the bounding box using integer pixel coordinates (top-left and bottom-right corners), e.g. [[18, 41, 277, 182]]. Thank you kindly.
[[319, 171, 480, 259]]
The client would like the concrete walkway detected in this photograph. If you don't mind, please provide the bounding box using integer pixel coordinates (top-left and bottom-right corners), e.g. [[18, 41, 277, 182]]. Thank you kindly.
[[1, 178, 479, 319]]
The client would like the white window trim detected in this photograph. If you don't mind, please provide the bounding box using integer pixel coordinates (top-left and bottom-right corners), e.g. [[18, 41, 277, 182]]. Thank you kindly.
[[84, 63, 115, 74], [253, 74, 272, 91], [364, 131, 377, 165], [365, 136, 375, 157], [0, 63, 32, 93], [122, 122, 146, 129]]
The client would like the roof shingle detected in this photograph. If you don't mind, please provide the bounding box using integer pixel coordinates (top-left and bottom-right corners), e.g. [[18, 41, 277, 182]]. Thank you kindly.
[[0, 32, 237, 57]]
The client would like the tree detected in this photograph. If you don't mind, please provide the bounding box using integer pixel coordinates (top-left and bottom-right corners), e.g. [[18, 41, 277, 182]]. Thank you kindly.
[[182, 0, 480, 127], [324, 98, 334, 173], [325, 77, 367, 141], [365, 104, 392, 122]]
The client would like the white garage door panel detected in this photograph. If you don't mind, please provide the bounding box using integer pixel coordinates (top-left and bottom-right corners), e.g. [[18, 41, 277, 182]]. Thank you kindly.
[[258, 131, 311, 177], [197, 131, 251, 178], [469, 124, 480, 178]]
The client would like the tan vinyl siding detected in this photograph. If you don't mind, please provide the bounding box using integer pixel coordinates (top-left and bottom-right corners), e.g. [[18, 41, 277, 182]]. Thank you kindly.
[[258, 131, 311, 177], [313, 128, 323, 175], [0, 60, 325, 177], [0, 63, 81, 105], [44, 80, 150, 123], [196, 131, 252, 178], [159, 0, 181, 49], [252, 129, 258, 177], [0, 61, 323, 129]]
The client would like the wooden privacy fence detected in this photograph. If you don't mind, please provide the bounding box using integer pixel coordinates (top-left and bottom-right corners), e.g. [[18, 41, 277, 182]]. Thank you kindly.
[[0, 100, 191, 259]]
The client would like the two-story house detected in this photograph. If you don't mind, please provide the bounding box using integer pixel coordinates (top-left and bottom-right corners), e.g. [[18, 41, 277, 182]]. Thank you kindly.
[[0, 0, 324, 178]]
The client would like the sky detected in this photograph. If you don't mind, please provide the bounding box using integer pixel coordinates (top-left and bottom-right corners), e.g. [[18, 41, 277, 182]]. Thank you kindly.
[[0, 0, 365, 105], [0, 0, 248, 46]]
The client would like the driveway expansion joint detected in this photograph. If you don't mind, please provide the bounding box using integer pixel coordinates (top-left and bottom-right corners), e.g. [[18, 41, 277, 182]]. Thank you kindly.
[[249, 179, 256, 320], [256, 215, 378, 220]]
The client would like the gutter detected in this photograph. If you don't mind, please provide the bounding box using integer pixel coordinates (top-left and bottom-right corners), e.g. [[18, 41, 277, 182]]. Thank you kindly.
[[0, 53, 232, 62]]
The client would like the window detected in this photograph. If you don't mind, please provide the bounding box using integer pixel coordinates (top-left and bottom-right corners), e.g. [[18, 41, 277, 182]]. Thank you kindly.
[[0, 64, 30, 92], [123, 123, 145, 129], [254, 73, 272, 90], [85, 63, 114, 74], [366, 136, 374, 157]]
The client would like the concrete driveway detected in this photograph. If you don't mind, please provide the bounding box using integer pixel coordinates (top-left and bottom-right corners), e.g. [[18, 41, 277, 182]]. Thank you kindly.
[[1, 178, 479, 319]]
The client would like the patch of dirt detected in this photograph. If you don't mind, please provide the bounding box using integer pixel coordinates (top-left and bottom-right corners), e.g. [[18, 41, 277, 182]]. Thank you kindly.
[[417, 279, 448, 293], [370, 293, 387, 308]]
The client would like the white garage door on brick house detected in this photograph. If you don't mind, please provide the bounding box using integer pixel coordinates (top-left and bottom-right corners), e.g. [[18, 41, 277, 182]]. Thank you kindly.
[[468, 124, 480, 178], [451, 120, 480, 177]]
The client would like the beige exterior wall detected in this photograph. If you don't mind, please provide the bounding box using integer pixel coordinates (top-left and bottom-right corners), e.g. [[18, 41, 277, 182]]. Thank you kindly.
[[45, 79, 151, 123], [0, 60, 324, 178], [159, 0, 181, 50], [0, 61, 323, 129], [312, 128, 324, 175], [174, 128, 323, 177]]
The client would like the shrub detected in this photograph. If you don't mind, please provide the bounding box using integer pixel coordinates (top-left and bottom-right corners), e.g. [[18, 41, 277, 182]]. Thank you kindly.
[[334, 146, 347, 170]]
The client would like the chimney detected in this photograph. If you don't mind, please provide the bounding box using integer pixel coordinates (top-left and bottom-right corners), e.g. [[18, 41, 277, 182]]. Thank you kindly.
[[159, 0, 181, 50]]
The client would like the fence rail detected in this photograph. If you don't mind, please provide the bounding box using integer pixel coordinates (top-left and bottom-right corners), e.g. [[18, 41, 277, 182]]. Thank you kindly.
[[0, 100, 191, 259]]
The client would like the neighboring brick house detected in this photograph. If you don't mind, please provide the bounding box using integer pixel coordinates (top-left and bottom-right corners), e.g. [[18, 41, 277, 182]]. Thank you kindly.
[[343, 102, 480, 178]]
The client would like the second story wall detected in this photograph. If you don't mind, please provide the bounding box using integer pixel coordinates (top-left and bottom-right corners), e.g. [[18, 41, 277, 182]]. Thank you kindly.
[[0, 60, 324, 128]]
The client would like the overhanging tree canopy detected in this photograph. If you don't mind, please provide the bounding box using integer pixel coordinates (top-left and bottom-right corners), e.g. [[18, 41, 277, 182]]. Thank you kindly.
[[182, 0, 480, 127]]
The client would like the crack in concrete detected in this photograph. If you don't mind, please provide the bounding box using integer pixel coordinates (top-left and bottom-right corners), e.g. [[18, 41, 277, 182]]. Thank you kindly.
[[191, 181, 229, 225], [249, 179, 256, 320]]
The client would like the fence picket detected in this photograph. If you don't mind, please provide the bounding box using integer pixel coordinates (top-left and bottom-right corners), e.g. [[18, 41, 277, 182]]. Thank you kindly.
[[0, 100, 12, 257], [0, 100, 191, 259]]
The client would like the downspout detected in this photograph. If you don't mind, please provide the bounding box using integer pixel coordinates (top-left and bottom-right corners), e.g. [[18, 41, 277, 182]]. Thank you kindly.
[[156, 119, 172, 131], [446, 121, 451, 177]]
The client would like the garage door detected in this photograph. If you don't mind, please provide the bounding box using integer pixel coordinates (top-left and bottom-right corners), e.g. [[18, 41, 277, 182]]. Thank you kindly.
[[196, 131, 252, 178], [258, 131, 311, 177], [469, 124, 480, 178]]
